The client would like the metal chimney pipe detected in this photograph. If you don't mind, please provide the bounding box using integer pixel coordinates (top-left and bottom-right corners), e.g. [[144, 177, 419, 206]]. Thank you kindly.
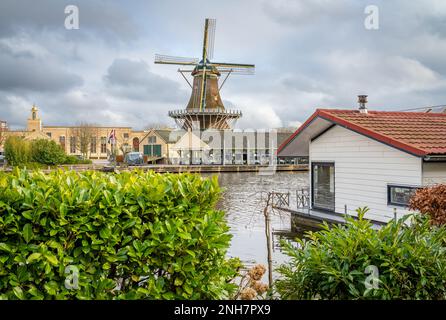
[[358, 95, 368, 114]]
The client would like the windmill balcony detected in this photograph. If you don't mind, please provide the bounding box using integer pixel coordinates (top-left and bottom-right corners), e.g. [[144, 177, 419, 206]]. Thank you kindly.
[[168, 109, 242, 117]]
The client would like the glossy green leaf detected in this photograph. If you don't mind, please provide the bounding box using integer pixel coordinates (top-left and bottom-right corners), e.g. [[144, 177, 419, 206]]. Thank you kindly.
[[26, 252, 42, 264], [22, 224, 33, 243]]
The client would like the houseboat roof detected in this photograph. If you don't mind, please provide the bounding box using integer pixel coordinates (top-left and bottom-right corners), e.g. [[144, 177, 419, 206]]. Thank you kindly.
[[278, 109, 446, 158]]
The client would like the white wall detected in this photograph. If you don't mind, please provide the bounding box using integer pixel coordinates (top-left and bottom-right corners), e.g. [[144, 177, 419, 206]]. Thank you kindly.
[[309, 125, 422, 223], [422, 162, 446, 185]]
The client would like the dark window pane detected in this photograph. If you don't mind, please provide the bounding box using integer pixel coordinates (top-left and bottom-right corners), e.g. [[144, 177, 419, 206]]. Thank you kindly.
[[312, 163, 335, 211], [389, 186, 417, 206]]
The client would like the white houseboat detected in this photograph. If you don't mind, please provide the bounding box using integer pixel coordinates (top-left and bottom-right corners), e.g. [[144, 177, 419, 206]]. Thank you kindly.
[[278, 96, 446, 223]]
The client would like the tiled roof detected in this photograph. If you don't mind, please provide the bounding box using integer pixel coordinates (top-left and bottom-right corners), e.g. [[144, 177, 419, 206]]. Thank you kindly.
[[278, 109, 446, 156]]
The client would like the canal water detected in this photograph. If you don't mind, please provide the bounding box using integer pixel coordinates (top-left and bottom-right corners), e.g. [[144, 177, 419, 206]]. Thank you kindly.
[[205, 171, 310, 271]]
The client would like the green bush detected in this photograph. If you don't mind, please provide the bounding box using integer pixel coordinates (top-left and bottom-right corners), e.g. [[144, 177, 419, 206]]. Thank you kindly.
[[0, 169, 238, 300], [31, 139, 66, 166], [276, 208, 446, 300], [4, 136, 31, 166], [62, 155, 78, 165], [76, 159, 93, 165], [3, 138, 92, 166], [62, 155, 92, 165]]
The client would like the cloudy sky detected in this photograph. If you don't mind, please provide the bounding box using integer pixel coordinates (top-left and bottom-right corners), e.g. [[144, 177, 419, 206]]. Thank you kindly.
[[1, 0, 446, 130]]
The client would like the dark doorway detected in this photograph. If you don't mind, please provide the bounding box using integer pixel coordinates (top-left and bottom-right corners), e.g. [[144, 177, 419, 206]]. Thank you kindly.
[[311, 162, 335, 212], [133, 137, 140, 152]]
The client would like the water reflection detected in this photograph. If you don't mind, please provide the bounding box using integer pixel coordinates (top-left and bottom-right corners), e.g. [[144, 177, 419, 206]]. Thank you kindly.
[[203, 171, 311, 270]]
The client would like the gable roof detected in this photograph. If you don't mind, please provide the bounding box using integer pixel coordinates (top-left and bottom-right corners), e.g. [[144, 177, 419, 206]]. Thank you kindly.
[[140, 128, 178, 144], [278, 109, 446, 157], [171, 131, 210, 150], [23, 130, 52, 141], [155, 129, 176, 143]]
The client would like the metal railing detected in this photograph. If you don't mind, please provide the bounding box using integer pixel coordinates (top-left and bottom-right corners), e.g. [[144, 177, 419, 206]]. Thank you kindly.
[[296, 188, 310, 209], [271, 191, 290, 207], [168, 108, 242, 116], [268, 188, 310, 212]]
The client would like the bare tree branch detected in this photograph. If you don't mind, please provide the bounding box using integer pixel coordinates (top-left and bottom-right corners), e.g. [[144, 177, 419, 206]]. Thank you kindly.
[[70, 122, 99, 159], [145, 123, 172, 130], [0, 121, 8, 148]]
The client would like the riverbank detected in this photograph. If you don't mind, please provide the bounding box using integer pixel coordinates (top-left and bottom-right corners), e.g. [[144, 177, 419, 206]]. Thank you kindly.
[[114, 164, 308, 174], [0, 164, 308, 173]]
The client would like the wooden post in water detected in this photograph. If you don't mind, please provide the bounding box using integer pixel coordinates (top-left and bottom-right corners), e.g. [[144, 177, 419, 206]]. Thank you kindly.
[[263, 193, 273, 288]]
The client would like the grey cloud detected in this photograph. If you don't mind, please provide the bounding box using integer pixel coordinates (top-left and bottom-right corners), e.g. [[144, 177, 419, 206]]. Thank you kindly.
[[0, 0, 139, 42], [264, 0, 360, 27], [0, 42, 83, 92], [0, 95, 30, 128], [104, 58, 188, 103], [0, 90, 175, 131]]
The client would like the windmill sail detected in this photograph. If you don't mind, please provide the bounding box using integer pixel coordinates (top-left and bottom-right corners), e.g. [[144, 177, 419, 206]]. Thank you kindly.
[[216, 66, 255, 75], [154, 54, 199, 65], [210, 62, 255, 68], [206, 19, 216, 60]]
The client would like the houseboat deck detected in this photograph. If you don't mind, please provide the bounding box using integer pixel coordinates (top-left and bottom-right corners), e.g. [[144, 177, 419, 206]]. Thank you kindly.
[[269, 190, 388, 229], [274, 206, 386, 229]]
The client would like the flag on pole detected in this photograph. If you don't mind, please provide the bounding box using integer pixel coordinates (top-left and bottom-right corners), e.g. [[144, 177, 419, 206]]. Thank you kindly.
[[107, 129, 116, 145]]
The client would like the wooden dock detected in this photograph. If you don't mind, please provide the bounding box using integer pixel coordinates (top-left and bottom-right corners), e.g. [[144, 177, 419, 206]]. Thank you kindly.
[[1, 164, 308, 174], [104, 164, 308, 174]]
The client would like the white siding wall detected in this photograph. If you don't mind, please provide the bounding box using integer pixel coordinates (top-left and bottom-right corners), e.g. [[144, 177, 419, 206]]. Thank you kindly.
[[422, 163, 446, 185], [309, 125, 422, 223]]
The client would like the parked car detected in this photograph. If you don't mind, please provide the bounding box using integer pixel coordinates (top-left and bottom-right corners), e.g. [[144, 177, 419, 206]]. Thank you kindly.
[[124, 152, 144, 166]]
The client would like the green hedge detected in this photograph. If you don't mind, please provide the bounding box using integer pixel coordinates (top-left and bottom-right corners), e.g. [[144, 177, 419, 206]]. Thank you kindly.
[[63, 155, 92, 165], [3, 136, 31, 166], [276, 208, 446, 300], [30, 139, 67, 166], [0, 169, 238, 300], [4, 137, 92, 166]]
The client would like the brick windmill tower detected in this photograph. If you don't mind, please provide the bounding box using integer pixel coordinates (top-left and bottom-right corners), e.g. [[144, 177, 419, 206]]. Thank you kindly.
[[155, 18, 255, 130]]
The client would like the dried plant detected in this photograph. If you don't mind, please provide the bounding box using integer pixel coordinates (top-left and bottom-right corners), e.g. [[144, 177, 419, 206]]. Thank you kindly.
[[233, 264, 269, 300], [409, 184, 446, 226]]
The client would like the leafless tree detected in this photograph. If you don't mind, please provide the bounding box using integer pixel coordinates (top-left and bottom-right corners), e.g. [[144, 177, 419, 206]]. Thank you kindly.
[[0, 121, 8, 149], [118, 131, 132, 155], [71, 122, 98, 159], [145, 122, 172, 130]]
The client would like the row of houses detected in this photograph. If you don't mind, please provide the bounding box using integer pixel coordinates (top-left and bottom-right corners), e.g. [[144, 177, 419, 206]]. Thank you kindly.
[[0, 105, 298, 165], [278, 96, 446, 223]]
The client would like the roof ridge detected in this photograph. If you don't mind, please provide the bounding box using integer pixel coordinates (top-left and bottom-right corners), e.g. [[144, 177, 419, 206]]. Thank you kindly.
[[278, 108, 446, 156], [317, 110, 428, 156], [318, 108, 446, 117]]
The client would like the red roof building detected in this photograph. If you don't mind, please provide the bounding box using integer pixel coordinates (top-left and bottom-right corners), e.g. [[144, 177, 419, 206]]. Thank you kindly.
[[279, 109, 446, 157], [278, 101, 446, 223]]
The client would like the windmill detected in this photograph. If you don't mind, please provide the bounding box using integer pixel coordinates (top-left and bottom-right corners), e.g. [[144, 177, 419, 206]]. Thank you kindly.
[[155, 18, 255, 130]]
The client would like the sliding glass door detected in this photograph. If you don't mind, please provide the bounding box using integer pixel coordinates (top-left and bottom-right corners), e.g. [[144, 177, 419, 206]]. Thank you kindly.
[[311, 162, 335, 212]]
